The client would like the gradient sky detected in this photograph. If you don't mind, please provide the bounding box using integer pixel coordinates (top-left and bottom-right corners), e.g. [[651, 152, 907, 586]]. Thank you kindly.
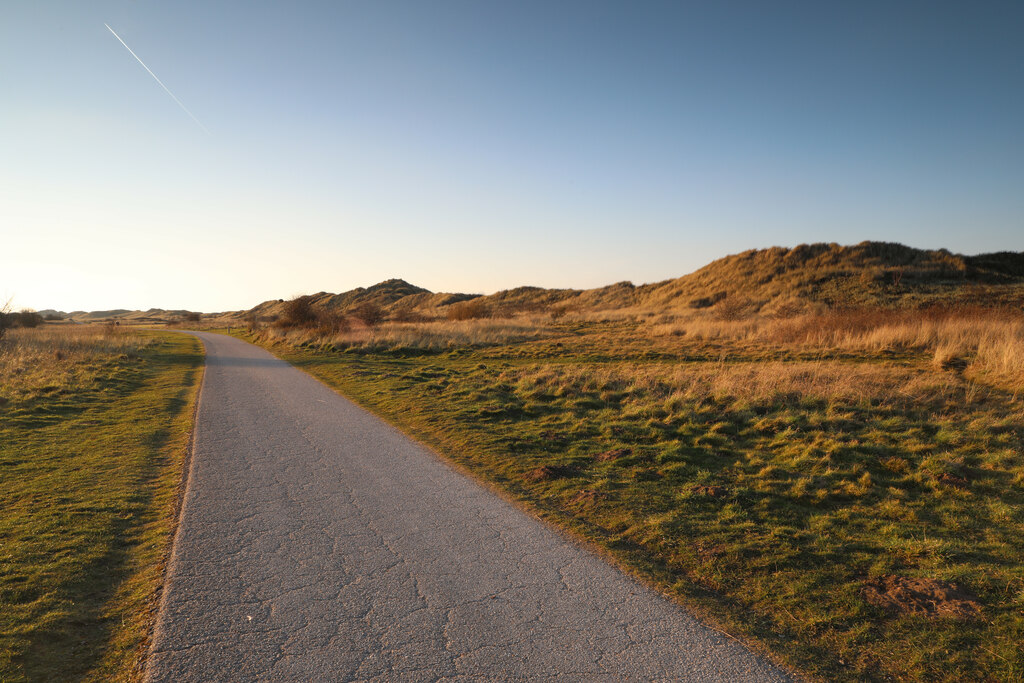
[[3, 1, 1022, 312]]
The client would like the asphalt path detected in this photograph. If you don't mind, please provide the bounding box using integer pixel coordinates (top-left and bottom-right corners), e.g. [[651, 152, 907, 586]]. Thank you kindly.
[[146, 332, 793, 682]]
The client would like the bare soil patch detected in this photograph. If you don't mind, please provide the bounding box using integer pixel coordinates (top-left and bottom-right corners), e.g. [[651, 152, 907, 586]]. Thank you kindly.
[[937, 472, 970, 489], [570, 489, 608, 505], [525, 465, 576, 482], [691, 485, 728, 498], [594, 448, 631, 462], [863, 576, 982, 619]]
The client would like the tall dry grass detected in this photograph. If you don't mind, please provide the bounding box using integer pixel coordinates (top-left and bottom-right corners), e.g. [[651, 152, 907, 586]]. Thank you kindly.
[[253, 315, 554, 352], [507, 359, 984, 414], [650, 307, 1024, 392], [0, 324, 152, 403]]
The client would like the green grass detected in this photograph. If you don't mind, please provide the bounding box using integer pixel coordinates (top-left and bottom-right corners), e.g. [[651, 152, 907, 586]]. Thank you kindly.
[[0, 328, 203, 682], [236, 318, 1024, 682]]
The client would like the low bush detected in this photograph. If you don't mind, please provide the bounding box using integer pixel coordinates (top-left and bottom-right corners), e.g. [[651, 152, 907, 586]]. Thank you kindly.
[[0, 309, 43, 340], [314, 311, 351, 336], [351, 303, 386, 328], [715, 296, 755, 321], [447, 299, 490, 321], [549, 304, 572, 320], [277, 295, 319, 328]]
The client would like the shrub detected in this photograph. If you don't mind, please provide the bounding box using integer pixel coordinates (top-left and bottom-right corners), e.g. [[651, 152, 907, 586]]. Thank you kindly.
[[391, 308, 428, 323], [549, 305, 571, 320], [277, 295, 319, 328], [351, 303, 386, 328], [0, 301, 9, 343], [715, 296, 755, 321], [447, 299, 490, 321], [15, 310, 43, 328], [766, 298, 807, 318], [314, 311, 351, 336]]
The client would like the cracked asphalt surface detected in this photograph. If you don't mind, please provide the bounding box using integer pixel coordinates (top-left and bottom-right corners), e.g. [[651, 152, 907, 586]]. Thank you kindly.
[[146, 332, 793, 682]]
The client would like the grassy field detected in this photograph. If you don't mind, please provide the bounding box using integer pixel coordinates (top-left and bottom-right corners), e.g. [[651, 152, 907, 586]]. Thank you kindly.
[[0, 325, 203, 682], [238, 307, 1024, 681]]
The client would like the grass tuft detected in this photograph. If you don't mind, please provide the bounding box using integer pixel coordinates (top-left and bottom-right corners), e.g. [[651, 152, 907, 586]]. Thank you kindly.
[[1, 325, 202, 682]]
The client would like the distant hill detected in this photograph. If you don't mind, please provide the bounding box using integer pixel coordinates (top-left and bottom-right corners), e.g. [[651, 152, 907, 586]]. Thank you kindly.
[[70, 309, 134, 320], [35, 308, 206, 323], [227, 242, 1023, 323], [39, 242, 1023, 324], [242, 278, 475, 322], [638, 242, 1024, 311]]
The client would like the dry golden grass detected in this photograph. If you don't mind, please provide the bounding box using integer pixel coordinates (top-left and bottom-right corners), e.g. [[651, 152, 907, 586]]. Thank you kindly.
[[252, 315, 555, 351], [220, 243, 1023, 331], [649, 307, 1024, 392], [639, 242, 1021, 311], [506, 359, 988, 413], [0, 325, 154, 405]]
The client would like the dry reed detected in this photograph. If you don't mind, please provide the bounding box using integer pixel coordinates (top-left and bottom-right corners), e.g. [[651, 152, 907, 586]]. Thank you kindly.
[[0, 324, 152, 403], [650, 308, 1024, 391], [506, 359, 984, 412], [255, 315, 554, 351]]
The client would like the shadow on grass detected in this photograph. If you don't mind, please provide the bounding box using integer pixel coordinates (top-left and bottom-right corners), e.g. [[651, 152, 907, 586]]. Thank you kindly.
[[11, 357, 199, 680], [15, 514, 138, 680]]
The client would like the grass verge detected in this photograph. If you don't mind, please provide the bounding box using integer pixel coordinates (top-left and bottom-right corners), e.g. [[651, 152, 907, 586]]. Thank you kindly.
[[235, 313, 1024, 682], [0, 326, 203, 682]]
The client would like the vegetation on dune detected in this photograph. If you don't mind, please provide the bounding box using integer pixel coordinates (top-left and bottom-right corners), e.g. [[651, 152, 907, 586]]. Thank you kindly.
[[33, 309, 206, 325], [644, 241, 1024, 311], [0, 325, 203, 682], [218, 242, 1024, 329], [236, 301, 1024, 681], [52, 241, 1024, 328], [648, 306, 1024, 393], [251, 314, 555, 354], [0, 309, 44, 343]]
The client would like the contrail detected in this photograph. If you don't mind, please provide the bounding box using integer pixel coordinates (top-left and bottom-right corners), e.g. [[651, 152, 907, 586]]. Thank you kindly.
[[104, 23, 210, 134]]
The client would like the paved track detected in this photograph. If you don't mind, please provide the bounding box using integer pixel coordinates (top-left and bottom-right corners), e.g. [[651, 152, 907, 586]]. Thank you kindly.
[[147, 332, 792, 682]]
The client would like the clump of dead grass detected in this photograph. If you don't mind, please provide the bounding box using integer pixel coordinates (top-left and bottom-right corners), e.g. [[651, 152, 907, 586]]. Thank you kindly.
[[650, 307, 1024, 391], [506, 359, 979, 413], [446, 298, 491, 321], [253, 315, 554, 352], [863, 576, 983, 619], [0, 325, 153, 405]]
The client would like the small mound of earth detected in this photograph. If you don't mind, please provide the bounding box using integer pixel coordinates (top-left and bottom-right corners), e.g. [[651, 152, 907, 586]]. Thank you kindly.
[[525, 465, 576, 482], [595, 448, 632, 462], [570, 489, 608, 505], [863, 576, 982, 619], [937, 472, 969, 489], [691, 485, 727, 498]]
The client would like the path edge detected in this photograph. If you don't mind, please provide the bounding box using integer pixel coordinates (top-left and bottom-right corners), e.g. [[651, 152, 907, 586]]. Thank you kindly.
[[139, 331, 208, 681], [241, 333, 804, 681]]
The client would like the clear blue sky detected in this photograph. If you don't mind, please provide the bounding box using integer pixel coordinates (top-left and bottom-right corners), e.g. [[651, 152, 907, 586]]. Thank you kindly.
[[3, 1, 1022, 312]]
